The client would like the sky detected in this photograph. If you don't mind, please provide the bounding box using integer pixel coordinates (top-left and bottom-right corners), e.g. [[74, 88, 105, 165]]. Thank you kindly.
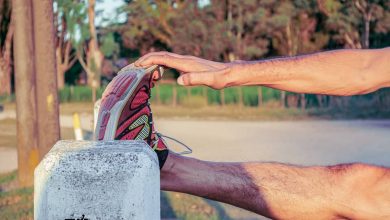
[[95, 0, 126, 26], [95, 0, 211, 26]]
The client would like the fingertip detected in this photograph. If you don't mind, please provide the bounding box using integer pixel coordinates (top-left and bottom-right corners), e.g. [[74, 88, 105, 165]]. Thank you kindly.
[[137, 59, 150, 67], [134, 56, 145, 66], [177, 76, 184, 85]]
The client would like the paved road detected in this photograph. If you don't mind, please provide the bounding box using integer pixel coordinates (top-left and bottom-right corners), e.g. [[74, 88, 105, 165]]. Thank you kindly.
[[155, 119, 390, 167], [0, 147, 17, 173], [1, 119, 390, 174]]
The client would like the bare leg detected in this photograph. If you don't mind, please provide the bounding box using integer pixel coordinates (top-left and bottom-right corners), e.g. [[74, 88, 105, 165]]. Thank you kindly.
[[161, 153, 390, 219]]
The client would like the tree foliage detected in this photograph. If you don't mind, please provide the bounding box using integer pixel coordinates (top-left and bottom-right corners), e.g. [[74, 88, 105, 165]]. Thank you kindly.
[[0, 0, 13, 95], [1, 0, 389, 109]]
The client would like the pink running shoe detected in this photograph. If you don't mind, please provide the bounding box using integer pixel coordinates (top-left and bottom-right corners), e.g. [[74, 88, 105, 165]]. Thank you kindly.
[[95, 64, 169, 168]]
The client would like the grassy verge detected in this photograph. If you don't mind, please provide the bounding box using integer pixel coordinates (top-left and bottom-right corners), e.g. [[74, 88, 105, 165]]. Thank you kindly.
[[0, 171, 33, 220]]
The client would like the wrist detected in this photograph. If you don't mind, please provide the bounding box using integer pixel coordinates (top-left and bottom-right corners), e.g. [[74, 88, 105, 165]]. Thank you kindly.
[[224, 61, 253, 88]]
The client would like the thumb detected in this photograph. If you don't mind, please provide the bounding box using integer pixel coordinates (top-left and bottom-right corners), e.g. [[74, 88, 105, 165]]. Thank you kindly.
[[177, 71, 225, 89]]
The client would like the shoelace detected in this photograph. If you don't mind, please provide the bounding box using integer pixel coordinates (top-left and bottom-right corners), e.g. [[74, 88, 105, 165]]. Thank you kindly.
[[148, 100, 192, 155], [157, 132, 193, 155]]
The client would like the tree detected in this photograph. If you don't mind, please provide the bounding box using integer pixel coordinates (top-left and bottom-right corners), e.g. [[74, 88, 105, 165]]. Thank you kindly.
[[54, 0, 79, 89], [76, 0, 104, 102], [120, 0, 179, 55], [55, 0, 112, 96], [223, 0, 270, 61], [13, 0, 39, 187], [0, 0, 13, 95], [266, 0, 329, 108], [318, 0, 389, 49], [121, 0, 270, 61], [32, 0, 61, 159]]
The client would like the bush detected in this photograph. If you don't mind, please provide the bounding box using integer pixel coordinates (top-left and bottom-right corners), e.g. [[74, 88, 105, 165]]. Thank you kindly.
[[0, 94, 14, 103], [58, 86, 106, 103]]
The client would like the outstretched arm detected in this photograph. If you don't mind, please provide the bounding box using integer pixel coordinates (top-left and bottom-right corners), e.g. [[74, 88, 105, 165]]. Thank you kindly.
[[135, 48, 390, 96], [161, 154, 390, 219]]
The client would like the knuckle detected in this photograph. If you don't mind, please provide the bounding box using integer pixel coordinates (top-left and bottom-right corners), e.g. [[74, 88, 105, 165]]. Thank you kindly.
[[185, 74, 193, 85], [219, 68, 231, 88]]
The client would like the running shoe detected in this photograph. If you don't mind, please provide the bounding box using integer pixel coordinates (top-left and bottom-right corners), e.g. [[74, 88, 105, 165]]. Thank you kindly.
[[95, 64, 169, 168]]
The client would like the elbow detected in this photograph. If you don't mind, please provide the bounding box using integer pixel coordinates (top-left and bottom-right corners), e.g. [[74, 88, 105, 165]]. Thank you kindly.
[[333, 163, 390, 219]]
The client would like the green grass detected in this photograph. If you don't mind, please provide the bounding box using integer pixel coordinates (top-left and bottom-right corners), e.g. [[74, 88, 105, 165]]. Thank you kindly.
[[0, 171, 33, 220], [0, 187, 33, 220], [0, 171, 17, 185]]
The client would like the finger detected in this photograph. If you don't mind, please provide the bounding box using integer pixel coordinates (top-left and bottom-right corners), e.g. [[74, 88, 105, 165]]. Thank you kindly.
[[135, 51, 185, 67], [137, 53, 209, 73]]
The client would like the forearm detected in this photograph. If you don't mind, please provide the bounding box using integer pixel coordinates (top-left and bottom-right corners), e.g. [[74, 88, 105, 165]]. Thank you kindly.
[[228, 48, 390, 96], [161, 154, 390, 219]]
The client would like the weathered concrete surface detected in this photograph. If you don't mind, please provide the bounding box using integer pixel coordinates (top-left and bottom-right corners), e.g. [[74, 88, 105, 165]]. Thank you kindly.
[[34, 140, 160, 220]]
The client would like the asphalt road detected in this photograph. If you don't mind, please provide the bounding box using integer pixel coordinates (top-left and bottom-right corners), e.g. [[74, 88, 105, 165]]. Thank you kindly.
[[155, 119, 390, 167], [1, 119, 390, 173]]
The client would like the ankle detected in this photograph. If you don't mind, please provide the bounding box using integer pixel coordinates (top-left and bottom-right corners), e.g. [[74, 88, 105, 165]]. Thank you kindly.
[[161, 152, 178, 175]]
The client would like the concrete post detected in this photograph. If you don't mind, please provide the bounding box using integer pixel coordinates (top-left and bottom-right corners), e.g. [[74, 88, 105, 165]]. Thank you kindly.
[[34, 140, 160, 220]]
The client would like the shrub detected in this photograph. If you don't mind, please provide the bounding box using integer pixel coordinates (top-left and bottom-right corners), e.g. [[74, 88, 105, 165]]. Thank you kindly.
[[58, 86, 106, 103]]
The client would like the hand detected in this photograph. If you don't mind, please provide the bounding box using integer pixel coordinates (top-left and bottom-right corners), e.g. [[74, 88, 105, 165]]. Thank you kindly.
[[135, 52, 237, 89]]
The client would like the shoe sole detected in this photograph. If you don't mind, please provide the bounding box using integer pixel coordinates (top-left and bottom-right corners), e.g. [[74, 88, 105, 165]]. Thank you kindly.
[[95, 64, 159, 140]]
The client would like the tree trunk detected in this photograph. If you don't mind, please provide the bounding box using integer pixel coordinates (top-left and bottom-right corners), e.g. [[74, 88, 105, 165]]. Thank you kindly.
[[55, 15, 75, 90], [220, 89, 225, 106], [363, 13, 371, 49], [300, 94, 306, 110], [237, 87, 243, 107], [172, 85, 177, 107], [280, 91, 286, 108], [87, 0, 103, 90], [0, 15, 14, 95], [56, 55, 66, 89], [280, 22, 296, 108], [13, 0, 39, 187], [354, 0, 371, 49], [56, 45, 68, 90], [32, 0, 60, 159], [155, 84, 161, 105], [0, 58, 12, 95], [257, 86, 262, 107]]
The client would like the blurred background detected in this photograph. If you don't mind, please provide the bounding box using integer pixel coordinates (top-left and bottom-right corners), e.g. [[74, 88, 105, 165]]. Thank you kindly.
[[0, 0, 389, 219]]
